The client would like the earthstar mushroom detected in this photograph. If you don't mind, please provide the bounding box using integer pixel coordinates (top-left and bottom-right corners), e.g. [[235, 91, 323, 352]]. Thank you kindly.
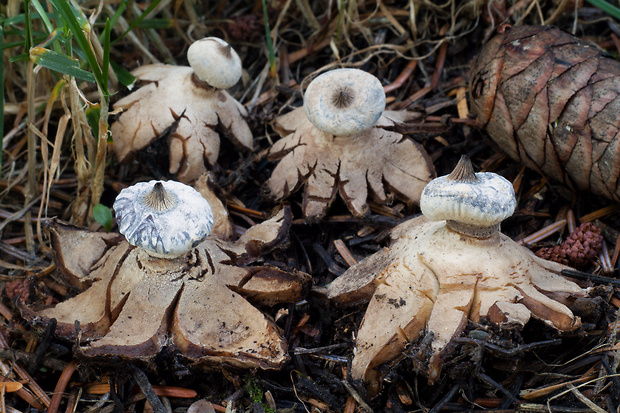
[[323, 156, 587, 395], [266, 68, 435, 218], [187, 37, 242, 90], [22, 181, 310, 369], [111, 37, 252, 183]]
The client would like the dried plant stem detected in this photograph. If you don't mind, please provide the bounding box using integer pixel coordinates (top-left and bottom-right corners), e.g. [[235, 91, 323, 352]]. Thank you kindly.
[[69, 81, 90, 225], [103, 4, 160, 64], [295, 0, 320, 31], [599, 241, 613, 273], [517, 219, 567, 246], [47, 360, 77, 413], [68, 79, 107, 226], [24, 61, 37, 255], [334, 239, 357, 267], [0, 332, 49, 410], [612, 234, 620, 268], [91, 90, 109, 215], [383, 59, 417, 94], [580, 205, 620, 224], [544, 0, 570, 25]]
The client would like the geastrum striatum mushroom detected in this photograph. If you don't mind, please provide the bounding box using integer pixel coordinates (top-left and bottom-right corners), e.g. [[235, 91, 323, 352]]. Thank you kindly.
[[110, 37, 253, 183], [23, 180, 309, 370], [322, 156, 587, 395], [266, 68, 436, 219]]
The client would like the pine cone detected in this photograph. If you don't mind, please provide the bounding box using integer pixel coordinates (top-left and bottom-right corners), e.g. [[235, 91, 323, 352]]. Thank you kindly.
[[5, 279, 31, 304], [562, 222, 603, 267], [470, 25, 620, 202], [536, 222, 603, 268], [535, 244, 567, 265]]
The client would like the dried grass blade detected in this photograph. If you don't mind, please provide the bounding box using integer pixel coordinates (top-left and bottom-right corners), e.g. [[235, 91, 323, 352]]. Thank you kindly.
[[565, 383, 607, 413], [520, 366, 597, 399], [0, 333, 49, 409], [0, 22, 4, 177], [24, 60, 36, 254]]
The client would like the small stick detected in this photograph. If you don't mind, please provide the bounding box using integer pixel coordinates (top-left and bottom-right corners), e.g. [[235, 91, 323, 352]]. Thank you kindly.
[[129, 365, 166, 413], [63, 387, 82, 413], [0, 332, 48, 408], [344, 396, 357, 413], [520, 366, 597, 399], [341, 380, 373, 413], [226, 204, 267, 219], [424, 115, 477, 126], [566, 209, 576, 233], [85, 383, 197, 398], [455, 86, 469, 120], [517, 219, 567, 245], [288, 38, 332, 65], [562, 269, 620, 287], [610, 234, 620, 268], [580, 204, 620, 223], [383, 60, 418, 94], [333, 239, 357, 267], [599, 241, 613, 273], [48, 360, 77, 413], [430, 23, 450, 90], [401, 85, 432, 108], [612, 33, 620, 56], [476, 371, 519, 404]]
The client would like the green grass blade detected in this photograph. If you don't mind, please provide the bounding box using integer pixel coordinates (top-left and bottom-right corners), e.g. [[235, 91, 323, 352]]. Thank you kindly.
[[85, 103, 101, 139], [30, 0, 54, 34], [30, 0, 63, 53], [100, 0, 127, 43], [3, 35, 47, 52], [261, 0, 276, 77], [23, 0, 33, 51], [109, 0, 128, 28], [135, 18, 173, 29], [111, 61, 136, 87], [111, 0, 162, 45], [47, 0, 107, 95], [30, 46, 96, 82], [585, 0, 620, 20], [9, 0, 35, 63], [3, 11, 55, 26], [102, 18, 111, 99]]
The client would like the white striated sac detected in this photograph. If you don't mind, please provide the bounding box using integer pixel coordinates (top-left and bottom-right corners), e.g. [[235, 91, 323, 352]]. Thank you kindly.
[[303, 68, 386, 137], [420, 172, 516, 227], [187, 37, 242, 90], [113, 180, 214, 258]]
